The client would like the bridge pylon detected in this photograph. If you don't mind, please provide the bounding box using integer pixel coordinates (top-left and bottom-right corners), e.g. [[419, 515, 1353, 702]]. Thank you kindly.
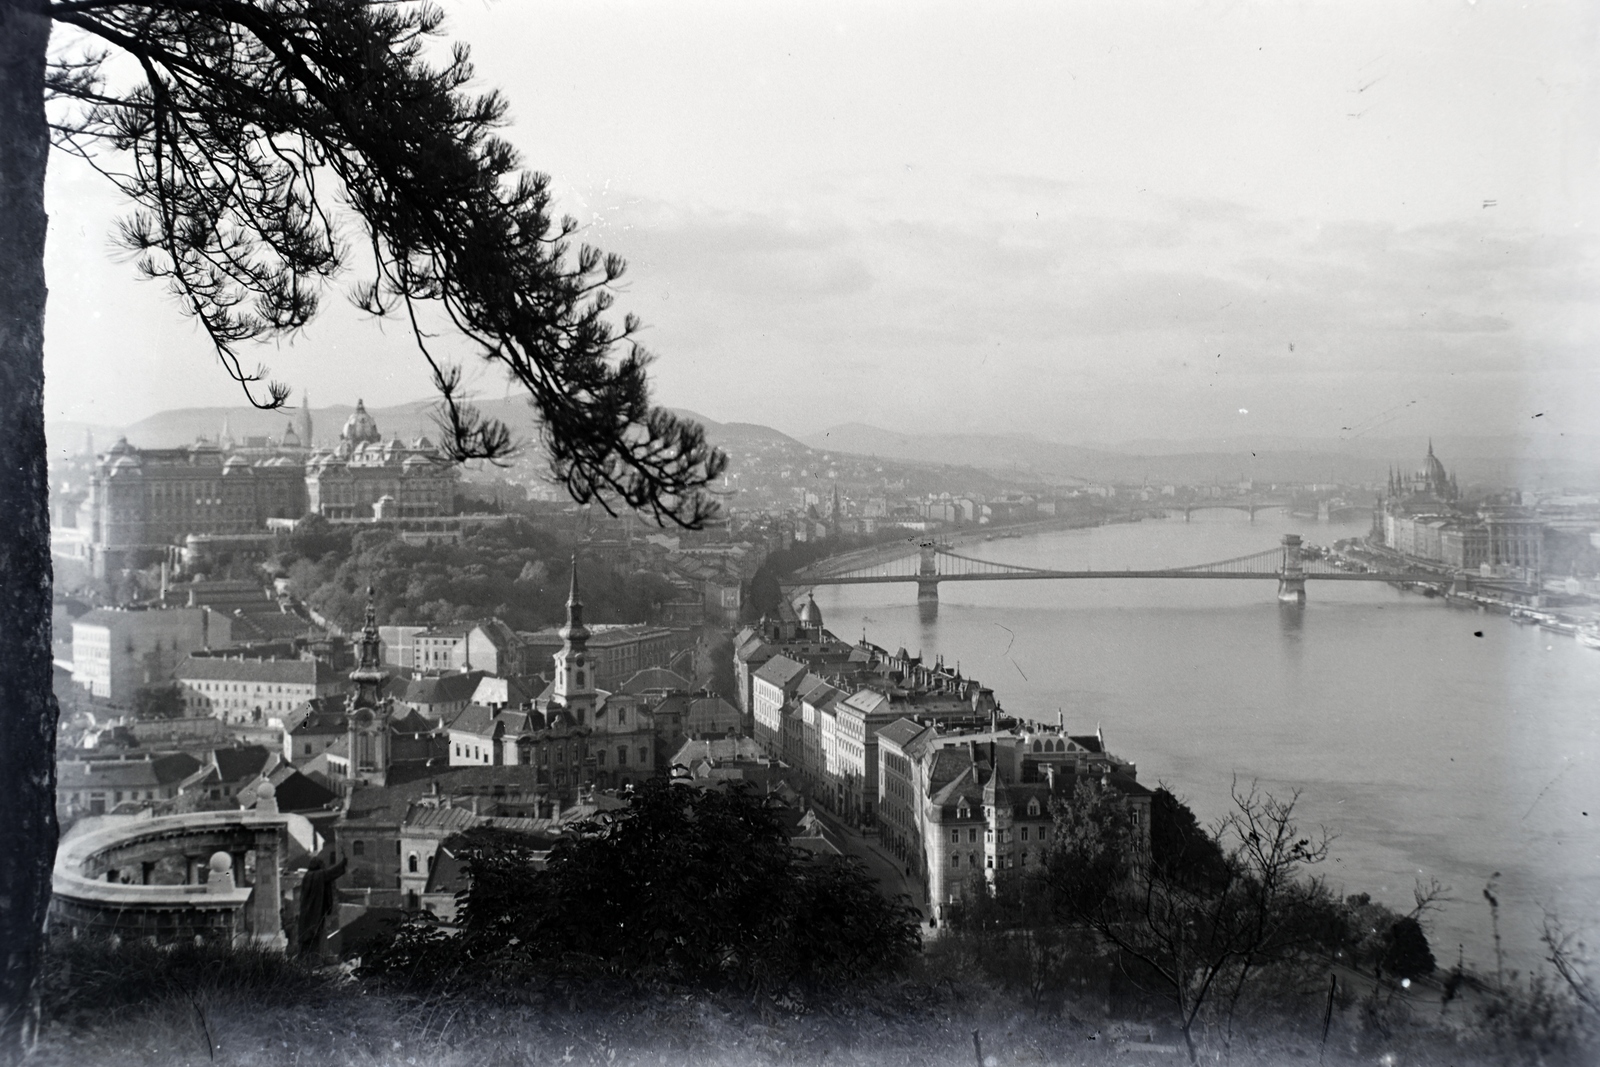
[[917, 541, 940, 607], [1277, 532, 1306, 605]]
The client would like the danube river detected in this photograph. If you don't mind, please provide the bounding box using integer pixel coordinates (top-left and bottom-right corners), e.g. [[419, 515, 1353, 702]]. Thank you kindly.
[[810, 511, 1600, 973]]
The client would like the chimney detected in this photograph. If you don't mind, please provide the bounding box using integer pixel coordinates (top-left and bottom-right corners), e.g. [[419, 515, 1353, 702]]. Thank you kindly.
[[1058, 709, 1064, 732]]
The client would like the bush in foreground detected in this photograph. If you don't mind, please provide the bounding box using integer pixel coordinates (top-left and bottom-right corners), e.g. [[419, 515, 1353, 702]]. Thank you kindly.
[[364, 777, 923, 994]]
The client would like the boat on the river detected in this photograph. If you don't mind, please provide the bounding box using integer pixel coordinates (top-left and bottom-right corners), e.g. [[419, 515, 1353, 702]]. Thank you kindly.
[[1579, 625, 1600, 650]]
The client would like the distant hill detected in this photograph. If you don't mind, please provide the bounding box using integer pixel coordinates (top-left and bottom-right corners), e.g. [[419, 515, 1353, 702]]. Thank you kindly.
[[47, 400, 1600, 492], [801, 424, 1121, 483], [99, 395, 544, 451], [51, 399, 791, 456], [805, 424, 1600, 491], [670, 410, 809, 453]]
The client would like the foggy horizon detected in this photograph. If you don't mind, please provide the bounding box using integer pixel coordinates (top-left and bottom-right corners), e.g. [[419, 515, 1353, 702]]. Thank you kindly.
[[42, 2, 1599, 447]]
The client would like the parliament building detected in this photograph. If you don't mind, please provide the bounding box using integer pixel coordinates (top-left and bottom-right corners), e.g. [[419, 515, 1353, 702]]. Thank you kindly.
[[1372, 442, 1542, 576]]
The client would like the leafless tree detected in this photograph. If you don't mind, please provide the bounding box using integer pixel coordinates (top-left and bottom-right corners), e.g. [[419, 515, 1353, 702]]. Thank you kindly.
[[1048, 777, 1335, 1064]]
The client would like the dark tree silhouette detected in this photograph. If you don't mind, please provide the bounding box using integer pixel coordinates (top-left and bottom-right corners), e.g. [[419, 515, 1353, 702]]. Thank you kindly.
[[365, 779, 922, 993], [0, 2, 726, 1055], [1381, 916, 1437, 982]]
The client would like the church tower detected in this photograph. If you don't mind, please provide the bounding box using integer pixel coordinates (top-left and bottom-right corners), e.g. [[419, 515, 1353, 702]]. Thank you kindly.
[[346, 586, 392, 785], [298, 390, 314, 449], [551, 556, 597, 720]]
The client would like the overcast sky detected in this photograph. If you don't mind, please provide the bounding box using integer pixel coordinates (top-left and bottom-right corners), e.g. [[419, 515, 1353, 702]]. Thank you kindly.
[[41, 1, 1600, 446]]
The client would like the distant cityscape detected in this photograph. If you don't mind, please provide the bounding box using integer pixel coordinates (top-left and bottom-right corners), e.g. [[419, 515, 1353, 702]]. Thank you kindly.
[[41, 400, 1600, 953]]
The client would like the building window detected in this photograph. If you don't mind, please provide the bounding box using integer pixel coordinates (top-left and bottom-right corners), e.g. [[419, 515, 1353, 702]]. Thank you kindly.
[[407, 854, 418, 873], [353, 840, 365, 856], [1020, 826, 1029, 841], [596, 750, 606, 766], [950, 829, 959, 844], [968, 828, 977, 844], [638, 746, 648, 765], [617, 746, 627, 766], [950, 853, 960, 868]]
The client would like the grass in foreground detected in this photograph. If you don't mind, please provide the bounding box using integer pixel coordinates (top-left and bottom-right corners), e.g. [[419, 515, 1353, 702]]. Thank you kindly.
[[26, 939, 1599, 1067]]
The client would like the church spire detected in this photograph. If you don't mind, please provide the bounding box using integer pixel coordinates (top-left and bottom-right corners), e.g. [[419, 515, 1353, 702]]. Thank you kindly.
[[561, 554, 588, 644], [349, 585, 386, 704], [552, 554, 595, 715]]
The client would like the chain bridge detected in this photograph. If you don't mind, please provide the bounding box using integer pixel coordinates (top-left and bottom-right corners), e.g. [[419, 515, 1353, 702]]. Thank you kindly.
[[782, 534, 1456, 606]]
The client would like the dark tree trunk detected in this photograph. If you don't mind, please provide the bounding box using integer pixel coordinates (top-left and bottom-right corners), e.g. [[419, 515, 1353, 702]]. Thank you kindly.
[[0, 1, 58, 1060]]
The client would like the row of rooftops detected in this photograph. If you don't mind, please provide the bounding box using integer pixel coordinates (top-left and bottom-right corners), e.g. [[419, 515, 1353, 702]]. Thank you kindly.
[[895, 718, 1149, 824], [754, 648, 1000, 720], [281, 661, 717, 746]]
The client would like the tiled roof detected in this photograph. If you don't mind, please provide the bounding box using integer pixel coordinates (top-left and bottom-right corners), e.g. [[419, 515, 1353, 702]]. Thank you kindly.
[[926, 747, 975, 793], [796, 675, 845, 709], [875, 717, 928, 750], [213, 745, 276, 782], [229, 612, 319, 641], [471, 675, 535, 707], [401, 803, 481, 834], [262, 767, 339, 812], [649, 693, 689, 718], [687, 696, 739, 723], [396, 671, 486, 705], [617, 667, 691, 694], [930, 764, 981, 808], [390, 708, 443, 735], [177, 655, 342, 685], [670, 736, 765, 767], [841, 689, 892, 716], [753, 655, 807, 687], [290, 706, 348, 735], [1068, 734, 1103, 754], [447, 704, 497, 737], [57, 753, 200, 790]]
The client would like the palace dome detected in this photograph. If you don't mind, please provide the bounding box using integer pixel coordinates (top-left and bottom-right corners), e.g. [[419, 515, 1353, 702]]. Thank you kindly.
[[340, 399, 382, 446]]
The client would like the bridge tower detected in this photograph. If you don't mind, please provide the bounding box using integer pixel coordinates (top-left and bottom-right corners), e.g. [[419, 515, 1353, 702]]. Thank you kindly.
[[1278, 533, 1306, 605], [916, 541, 940, 608]]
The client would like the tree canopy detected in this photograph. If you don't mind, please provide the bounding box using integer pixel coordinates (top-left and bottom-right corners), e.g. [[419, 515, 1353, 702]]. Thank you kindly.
[[365, 778, 923, 994], [0, 3, 726, 1055], [277, 518, 679, 632]]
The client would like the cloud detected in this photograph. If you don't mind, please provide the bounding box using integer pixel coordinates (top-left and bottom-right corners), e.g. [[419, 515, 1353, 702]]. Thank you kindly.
[[595, 187, 1597, 439]]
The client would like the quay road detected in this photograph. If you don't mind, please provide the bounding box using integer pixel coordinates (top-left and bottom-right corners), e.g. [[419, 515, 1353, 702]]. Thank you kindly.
[[803, 805, 930, 924]]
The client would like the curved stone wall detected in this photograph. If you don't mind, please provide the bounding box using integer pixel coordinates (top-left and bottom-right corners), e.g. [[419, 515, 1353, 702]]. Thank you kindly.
[[51, 796, 323, 952]]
